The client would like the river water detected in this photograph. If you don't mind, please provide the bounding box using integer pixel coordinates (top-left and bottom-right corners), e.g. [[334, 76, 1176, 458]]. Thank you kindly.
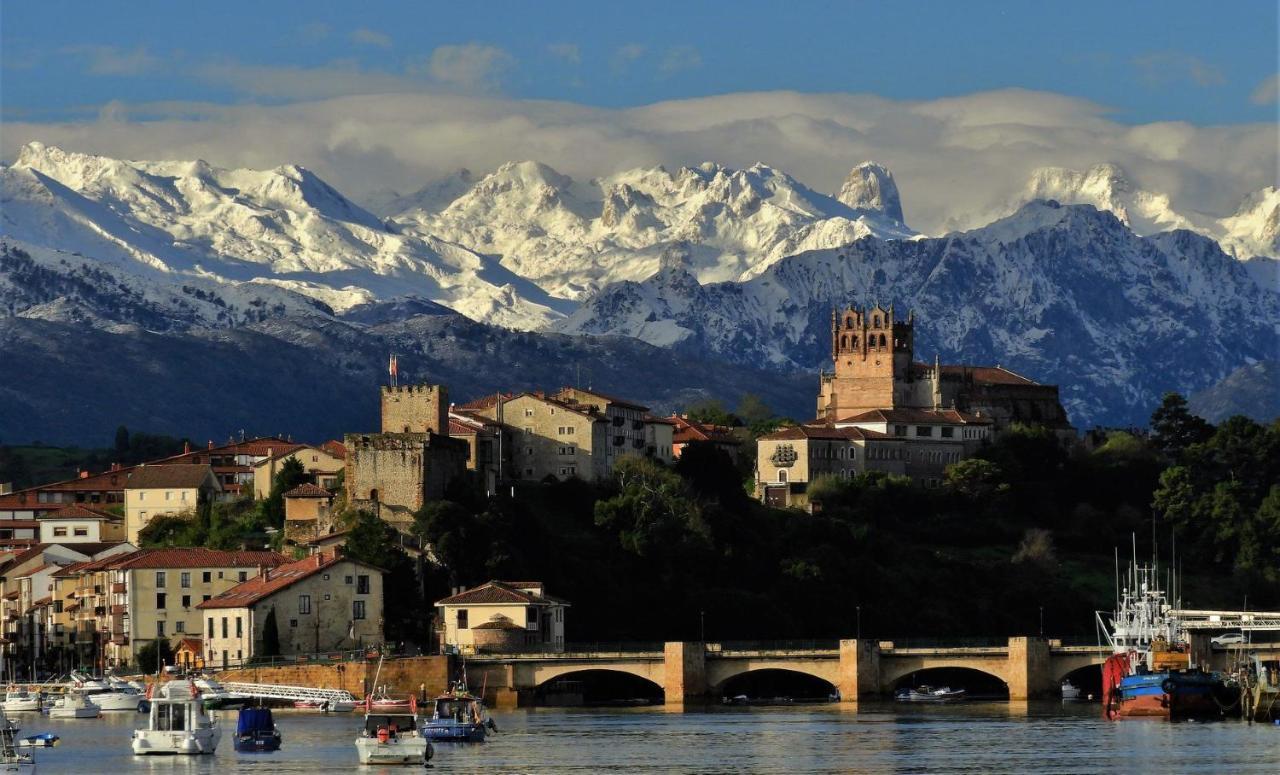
[[11, 702, 1280, 773]]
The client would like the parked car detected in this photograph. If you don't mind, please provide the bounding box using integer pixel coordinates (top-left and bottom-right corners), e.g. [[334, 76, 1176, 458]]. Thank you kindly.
[[1210, 633, 1246, 647]]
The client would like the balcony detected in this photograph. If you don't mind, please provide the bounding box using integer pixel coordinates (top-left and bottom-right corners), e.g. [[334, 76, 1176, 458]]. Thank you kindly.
[[111, 583, 126, 594], [110, 605, 127, 615], [93, 606, 106, 616], [111, 634, 127, 646]]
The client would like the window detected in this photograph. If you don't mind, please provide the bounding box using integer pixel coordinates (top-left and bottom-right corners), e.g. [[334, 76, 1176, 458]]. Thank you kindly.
[[202, 595, 211, 603], [566, 426, 575, 435], [941, 426, 954, 438], [202, 572, 211, 583], [353, 600, 366, 620], [344, 576, 353, 585], [175, 621, 185, 633], [73, 527, 88, 537], [524, 408, 534, 417], [526, 606, 538, 627], [217, 571, 223, 579], [299, 594, 311, 614], [221, 617, 228, 638], [138, 492, 145, 501], [181, 595, 191, 608], [778, 470, 788, 483], [238, 571, 247, 582], [324, 593, 331, 601], [290, 619, 298, 628], [53, 527, 67, 537], [323, 574, 330, 581], [165, 491, 172, 501], [207, 617, 214, 638], [156, 593, 167, 609], [155, 571, 166, 588], [894, 425, 907, 437], [357, 575, 370, 594], [916, 426, 933, 437], [139, 510, 147, 521], [180, 572, 191, 588], [235, 617, 243, 637], [156, 621, 165, 637], [457, 609, 469, 629]]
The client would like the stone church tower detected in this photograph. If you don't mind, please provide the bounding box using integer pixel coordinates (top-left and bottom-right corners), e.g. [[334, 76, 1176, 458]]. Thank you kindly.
[[816, 304, 932, 420]]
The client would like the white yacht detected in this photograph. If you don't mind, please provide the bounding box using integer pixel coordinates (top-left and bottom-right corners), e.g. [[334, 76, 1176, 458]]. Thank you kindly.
[[190, 676, 242, 710], [354, 712, 433, 766], [47, 691, 100, 719], [131, 680, 221, 756], [70, 675, 145, 712], [0, 690, 40, 714]]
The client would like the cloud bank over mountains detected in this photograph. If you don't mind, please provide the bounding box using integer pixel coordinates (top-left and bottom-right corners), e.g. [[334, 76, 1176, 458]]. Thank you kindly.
[[4, 88, 1275, 236]]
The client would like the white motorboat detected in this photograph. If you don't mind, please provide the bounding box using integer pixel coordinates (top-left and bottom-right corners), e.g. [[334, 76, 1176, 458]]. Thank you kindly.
[[0, 690, 40, 714], [47, 691, 100, 719], [70, 674, 145, 712], [894, 685, 966, 702], [1061, 680, 1082, 701], [131, 680, 221, 756], [354, 712, 433, 766], [190, 676, 243, 710]]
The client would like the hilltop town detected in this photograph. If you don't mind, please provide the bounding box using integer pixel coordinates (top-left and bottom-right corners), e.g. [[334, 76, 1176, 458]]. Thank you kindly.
[[0, 304, 1273, 680]]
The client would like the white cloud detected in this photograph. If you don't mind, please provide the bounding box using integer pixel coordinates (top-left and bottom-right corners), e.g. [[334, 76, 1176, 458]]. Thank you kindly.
[[61, 45, 159, 76], [196, 60, 423, 99], [1250, 73, 1279, 105], [4, 88, 1274, 235], [659, 46, 701, 75], [547, 43, 581, 65], [351, 28, 393, 49], [611, 44, 645, 73], [1133, 52, 1226, 88], [419, 44, 514, 92]]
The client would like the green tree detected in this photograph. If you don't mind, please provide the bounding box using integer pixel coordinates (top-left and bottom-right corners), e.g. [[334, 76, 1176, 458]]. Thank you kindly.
[[944, 459, 1006, 500], [135, 639, 174, 673], [595, 457, 708, 558], [684, 398, 738, 428], [261, 606, 281, 657], [1149, 392, 1213, 459]]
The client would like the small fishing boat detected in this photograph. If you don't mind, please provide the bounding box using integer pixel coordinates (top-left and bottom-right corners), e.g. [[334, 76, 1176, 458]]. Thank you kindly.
[[0, 690, 40, 714], [233, 707, 281, 752], [1061, 680, 1082, 701], [17, 734, 57, 749], [366, 686, 412, 712], [894, 685, 966, 703], [47, 692, 100, 719], [131, 680, 221, 756], [354, 711, 433, 765], [423, 682, 494, 743]]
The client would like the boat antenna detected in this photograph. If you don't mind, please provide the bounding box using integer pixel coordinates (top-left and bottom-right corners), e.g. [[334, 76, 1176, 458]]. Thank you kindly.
[[1113, 546, 1120, 614]]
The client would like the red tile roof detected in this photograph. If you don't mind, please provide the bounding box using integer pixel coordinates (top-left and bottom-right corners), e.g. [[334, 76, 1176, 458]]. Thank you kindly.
[[283, 483, 333, 499], [320, 440, 347, 460], [175, 637, 202, 653], [197, 551, 372, 609], [104, 548, 288, 571], [126, 465, 219, 490], [758, 424, 894, 442], [32, 596, 51, 607], [837, 407, 992, 425], [435, 580, 566, 607], [41, 504, 121, 522], [670, 416, 740, 445]]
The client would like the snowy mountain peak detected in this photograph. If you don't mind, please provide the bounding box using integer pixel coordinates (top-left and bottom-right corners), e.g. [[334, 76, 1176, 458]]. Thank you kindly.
[[1221, 186, 1280, 258], [837, 161, 905, 224]]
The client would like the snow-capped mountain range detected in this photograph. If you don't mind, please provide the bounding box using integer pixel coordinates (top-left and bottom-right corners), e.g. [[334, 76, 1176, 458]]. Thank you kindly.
[[2, 142, 1277, 436]]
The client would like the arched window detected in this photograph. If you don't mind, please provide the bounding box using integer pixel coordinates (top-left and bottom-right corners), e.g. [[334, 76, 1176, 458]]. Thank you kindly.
[[879, 333, 887, 348], [873, 315, 880, 327], [778, 470, 788, 483], [851, 335, 858, 348], [846, 316, 854, 327], [369, 488, 380, 503], [840, 334, 848, 349]]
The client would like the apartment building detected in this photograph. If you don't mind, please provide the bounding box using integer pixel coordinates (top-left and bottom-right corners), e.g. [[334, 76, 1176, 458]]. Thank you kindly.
[[123, 465, 221, 543]]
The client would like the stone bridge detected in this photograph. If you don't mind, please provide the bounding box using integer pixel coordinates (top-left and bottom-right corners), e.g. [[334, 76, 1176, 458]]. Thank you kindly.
[[464, 637, 1118, 708]]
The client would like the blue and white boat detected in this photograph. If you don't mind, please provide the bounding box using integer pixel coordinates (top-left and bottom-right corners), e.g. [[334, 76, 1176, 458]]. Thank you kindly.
[[422, 683, 493, 743], [233, 707, 281, 752]]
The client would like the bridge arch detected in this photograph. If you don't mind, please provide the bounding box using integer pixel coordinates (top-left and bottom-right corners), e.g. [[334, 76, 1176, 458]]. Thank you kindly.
[[532, 667, 664, 706], [714, 668, 837, 701], [706, 659, 839, 698], [883, 663, 1010, 698]]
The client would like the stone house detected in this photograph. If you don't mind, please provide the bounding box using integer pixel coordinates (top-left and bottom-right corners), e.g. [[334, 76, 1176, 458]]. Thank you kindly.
[[669, 416, 742, 461], [281, 483, 337, 546], [435, 580, 568, 655], [755, 425, 906, 509], [123, 465, 221, 544], [98, 548, 288, 667], [251, 444, 346, 499], [197, 550, 384, 665]]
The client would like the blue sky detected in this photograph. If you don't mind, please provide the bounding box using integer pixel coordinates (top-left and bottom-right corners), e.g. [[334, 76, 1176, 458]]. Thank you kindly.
[[3, 0, 1277, 124]]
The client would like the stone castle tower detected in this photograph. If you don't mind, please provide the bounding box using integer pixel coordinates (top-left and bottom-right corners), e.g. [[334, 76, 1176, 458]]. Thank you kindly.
[[816, 304, 931, 420], [381, 384, 448, 435]]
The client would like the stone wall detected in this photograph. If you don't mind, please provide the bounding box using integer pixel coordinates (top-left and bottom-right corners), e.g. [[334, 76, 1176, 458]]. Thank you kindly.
[[216, 655, 453, 699], [344, 433, 428, 514]]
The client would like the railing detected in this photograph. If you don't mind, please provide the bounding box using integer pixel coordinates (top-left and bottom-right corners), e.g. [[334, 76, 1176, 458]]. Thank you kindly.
[[111, 583, 126, 594], [878, 637, 1011, 650], [467, 642, 664, 659], [711, 640, 840, 653]]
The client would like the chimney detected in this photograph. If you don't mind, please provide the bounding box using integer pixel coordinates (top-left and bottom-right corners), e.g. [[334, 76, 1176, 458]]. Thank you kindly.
[[258, 564, 267, 580], [207, 440, 214, 450], [111, 463, 120, 472], [79, 470, 90, 479], [315, 554, 323, 567], [183, 441, 191, 455]]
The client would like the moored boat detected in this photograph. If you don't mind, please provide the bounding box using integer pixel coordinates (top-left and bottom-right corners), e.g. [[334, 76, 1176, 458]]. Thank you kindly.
[[1061, 680, 1082, 701], [0, 690, 40, 714], [894, 685, 966, 703], [47, 692, 99, 719], [354, 711, 433, 765], [233, 707, 281, 752], [130, 680, 221, 755], [423, 682, 493, 743]]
